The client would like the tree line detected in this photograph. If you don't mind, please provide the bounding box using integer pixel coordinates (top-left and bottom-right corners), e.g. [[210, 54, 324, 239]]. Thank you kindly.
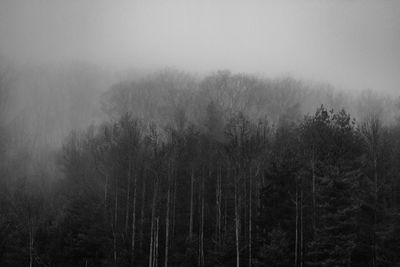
[[1, 69, 400, 266]]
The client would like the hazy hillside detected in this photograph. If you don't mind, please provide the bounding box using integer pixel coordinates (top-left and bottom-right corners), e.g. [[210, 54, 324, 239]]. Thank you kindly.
[[1, 1, 400, 266]]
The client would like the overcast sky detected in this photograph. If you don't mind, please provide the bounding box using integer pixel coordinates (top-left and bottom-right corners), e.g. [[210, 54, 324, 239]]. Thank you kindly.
[[0, 0, 399, 94]]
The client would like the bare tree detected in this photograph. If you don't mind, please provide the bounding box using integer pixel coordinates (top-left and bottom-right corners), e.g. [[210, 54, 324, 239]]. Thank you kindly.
[[361, 114, 382, 267]]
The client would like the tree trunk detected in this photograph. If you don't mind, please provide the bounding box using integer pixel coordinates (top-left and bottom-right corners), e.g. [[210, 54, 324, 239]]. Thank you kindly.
[[243, 169, 248, 247], [255, 165, 261, 253], [224, 168, 228, 245], [198, 169, 205, 267], [300, 183, 303, 267], [312, 150, 316, 234], [149, 176, 158, 267], [131, 170, 138, 263], [295, 177, 298, 267], [164, 164, 171, 267], [149, 226, 153, 267], [155, 216, 160, 267], [235, 168, 240, 267], [125, 158, 131, 234], [114, 176, 118, 267], [29, 219, 33, 267], [105, 174, 109, 208], [201, 170, 205, 267], [373, 156, 378, 267], [172, 168, 177, 240], [311, 149, 318, 266], [216, 164, 222, 248], [249, 167, 252, 267], [139, 175, 146, 251], [189, 166, 194, 241], [224, 193, 227, 244]]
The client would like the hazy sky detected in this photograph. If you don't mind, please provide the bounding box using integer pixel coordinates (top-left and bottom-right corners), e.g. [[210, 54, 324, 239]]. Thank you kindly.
[[0, 0, 399, 94]]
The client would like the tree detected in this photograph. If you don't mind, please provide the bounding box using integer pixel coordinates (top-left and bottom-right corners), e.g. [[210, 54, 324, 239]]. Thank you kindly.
[[360, 114, 382, 267], [259, 227, 290, 267], [302, 107, 363, 266]]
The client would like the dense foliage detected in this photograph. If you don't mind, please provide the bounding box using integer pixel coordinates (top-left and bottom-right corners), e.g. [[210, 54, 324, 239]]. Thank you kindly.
[[1, 70, 400, 266]]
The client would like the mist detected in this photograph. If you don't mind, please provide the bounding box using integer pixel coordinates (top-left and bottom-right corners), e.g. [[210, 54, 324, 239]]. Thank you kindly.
[[1, 0, 399, 148], [1, 0, 400, 94], [2, 1, 400, 266]]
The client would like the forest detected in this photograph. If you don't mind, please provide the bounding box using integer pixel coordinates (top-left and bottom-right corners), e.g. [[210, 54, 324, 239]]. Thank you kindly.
[[1, 68, 400, 267]]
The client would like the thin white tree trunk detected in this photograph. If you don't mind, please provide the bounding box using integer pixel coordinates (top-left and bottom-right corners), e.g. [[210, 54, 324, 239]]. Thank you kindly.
[[201, 172, 205, 267], [125, 159, 131, 234], [235, 169, 240, 267], [189, 166, 194, 241], [216, 164, 222, 248], [198, 170, 205, 267], [165, 165, 171, 267], [131, 170, 137, 262], [149, 177, 157, 267], [114, 176, 118, 267], [105, 174, 109, 208], [155, 216, 159, 267], [172, 169, 177, 240], [295, 178, 298, 267], [249, 168, 252, 267], [300, 185, 303, 267], [312, 152, 316, 234], [29, 219, 33, 267], [139, 176, 146, 251], [373, 156, 378, 267]]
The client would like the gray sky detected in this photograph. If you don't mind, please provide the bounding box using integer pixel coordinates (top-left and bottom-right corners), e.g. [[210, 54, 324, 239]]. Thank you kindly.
[[1, 0, 399, 94]]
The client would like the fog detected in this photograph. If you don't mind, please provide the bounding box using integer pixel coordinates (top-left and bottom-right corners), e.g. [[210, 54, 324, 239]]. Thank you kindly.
[[3, 2, 400, 266], [1, 0, 399, 94], [1, 0, 399, 152]]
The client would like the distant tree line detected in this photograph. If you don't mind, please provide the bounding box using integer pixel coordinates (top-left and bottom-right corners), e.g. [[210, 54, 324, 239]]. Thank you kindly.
[[1, 69, 400, 266]]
